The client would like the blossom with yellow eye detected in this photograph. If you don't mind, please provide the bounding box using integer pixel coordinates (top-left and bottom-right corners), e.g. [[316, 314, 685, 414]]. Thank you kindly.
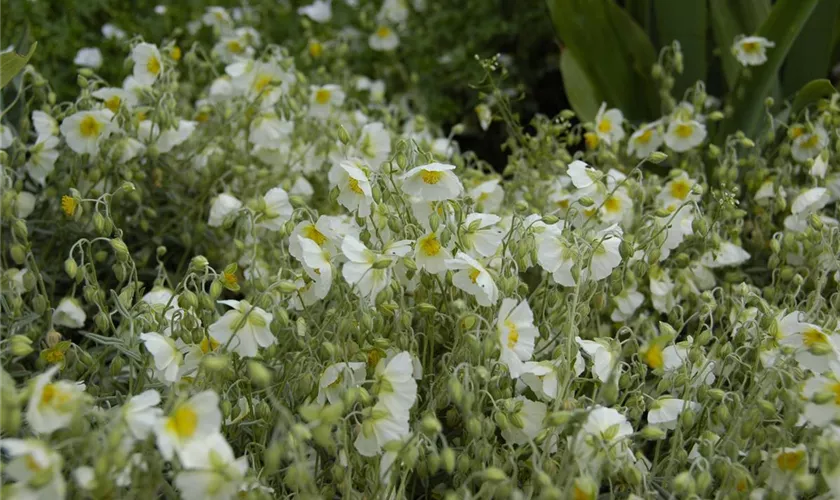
[[309, 84, 346, 118], [26, 366, 87, 434], [369, 25, 400, 51], [496, 298, 538, 378], [131, 43, 163, 86], [401, 162, 463, 201], [59, 109, 115, 155], [92, 87, 137, 113], [627, 122, 664, 159], [657, 173, 699, 212], [732, 35, 775, 66], [0, 439, 66, 499], [593, 102, 625, 145], [445, 252, 498, 306], [154, 391, 222, 461], [665, 118, 706, 152], [415, 231, 451, 274], [208, 300, 275, 358], [791, 125, 828, 162], [777, 311, 840, 373]]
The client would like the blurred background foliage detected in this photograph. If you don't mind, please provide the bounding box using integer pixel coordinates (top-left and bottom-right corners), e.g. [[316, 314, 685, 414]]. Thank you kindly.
[[2, 0, 839, 166]]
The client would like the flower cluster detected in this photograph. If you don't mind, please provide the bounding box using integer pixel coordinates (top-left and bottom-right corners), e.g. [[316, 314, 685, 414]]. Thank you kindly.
[[1, 3, 840, 500]]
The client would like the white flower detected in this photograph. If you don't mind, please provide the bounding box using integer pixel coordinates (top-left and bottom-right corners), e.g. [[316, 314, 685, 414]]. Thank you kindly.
[[627, 122, 664, 159], [298, 236, 334, 301], [123, 390, 163, 441], [520, 362, 559, 400], [611, 285, 645, 322], [309, 84, 345, 118], [317, 362, 367, 405], [431, 137, 457, 159], [289, 217, 342, 262], [131, 43, 163, 86], [496, 298, 538, 378], [53, 297, 86, 328], [577, 406, 633, 458], [32, 111, 58, 138], [501, 396, 547, 445], [73, 466, 96, 490], [255, 187, 293, 233], [375, 351, 418, 416], [379, 0, 409, 23], [298, 0, 332, 22], [445, 252, 498, 306], [208, 300, 275, 358], [25, 135, 59, 186], [791, 187, 830, 216], [14, 192, 35, 219], [658, 206, 695, 261], [74, 47, 102, 68], [463, 213, 504, 257], [732, 35, 775, 66], [767, 445, 808, 492], [208, 193, 242, 227], [415, 231, 451, 274], [701, 242, 750, 268], [791, 125, 828, 162], [354, 402, 410, 456], [138, 120, 196, 153], [355, 122, 391, 169], [665, 119, 706, 152], [26, 366, 86, 434], [657, 173, 699, 212], [59, 109, 115, 155], [140, 332, 184, 383], [777, 311, 839, 373], [811, 153, 829, 179], [102, 23, 127, 40], [91, 87, 137, 115], [249, 113, 293, 147], [369, 25, 400, 51], [648, 398, 700, 430], [0, 439, 66, 499], [470, 179, 504, 213], [333, 159, 374, 217], [802, 365, 840, 427], [594, 103, 625, 145], [401, 162, 463, 201], [202, 6, 233, 30], [341, 235, 392, 303], [175, 433, 249, 500], [575, 337, 616, 383], [567, 160, 599, 189], [155, 391, 222, 461], [589, 226, 623, 281], [113, 137, 146, 164]]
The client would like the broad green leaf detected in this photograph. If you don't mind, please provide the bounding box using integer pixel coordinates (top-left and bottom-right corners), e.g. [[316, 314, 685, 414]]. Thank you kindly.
[[790, 79, 838, 116], [560, 49, 602, 121], [626, 0, 652, 34], [734, 0, 771, 32], [654, 0, 707, 96], [782, 0, 840, 96], [723, 0, 820, 138], [709, 0, 746, 90], [1, 42, 37, 89], [547, 0, 659, 120]]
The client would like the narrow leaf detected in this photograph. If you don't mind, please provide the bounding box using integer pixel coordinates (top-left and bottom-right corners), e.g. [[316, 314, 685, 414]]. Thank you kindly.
[[560, 49, 602, 121], [1, 42, 38, 89], [723, 0, 820, 137], [790, 79, 838, 116], [782, 0, 840, 96], [709, 0, 746, 90], [654, 0, 707, 96]]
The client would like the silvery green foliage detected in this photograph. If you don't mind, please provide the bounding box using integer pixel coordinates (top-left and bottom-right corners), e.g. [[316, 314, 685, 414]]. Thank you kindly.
[[2, 4, 840, 500]]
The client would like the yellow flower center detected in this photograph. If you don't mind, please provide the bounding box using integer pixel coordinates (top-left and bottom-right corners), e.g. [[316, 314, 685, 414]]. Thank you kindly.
[[303, 225, 327, 246], [166, 405, 198, 439], [584, 132, 599, 149], [803, 327, 828, 347], [419, 234, 441, 257], [195, 111, 210, 123], [670, 179, 691, 200], [421, 170, 443, 184], [801, 134, 820, 149], [44, 350, 65, 364], [830, 382, 840, 405], [644, 345, 664, 369], [25, 455, 42, 472], [573, 485, 593, 500], [227, 40, 244, 54], [222, 271, 238, 288], [79, 115, 103, 138], [170, 46, 182, 61], [200, 336, 220, 354], [505, 320, 519, 349], [741, 41, 761, 54], [309, 42, 323, 58], [367, 348, 385, 368], [104, 96, 121, 113], [136, 111, 147, 122], [40, 383, 71, 408], [376, 26, 392, 38], [146, 56, 161, 76], [315, 89, 332, 105], [674, 123, 694, 139], [776, 450, 804, 471], [348, 178, 364, 194], [253, 75, 273, 94], [597, 118, 612, 133], [790, 126, 805, 139], [604, 196, 621, 214], [635, 128, 653, 144], [61, 195, 78, 217], [469, 268, 481, 284]]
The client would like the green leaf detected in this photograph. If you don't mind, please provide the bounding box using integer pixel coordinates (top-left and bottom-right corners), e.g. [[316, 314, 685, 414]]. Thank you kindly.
[[722, 0, 820, 138], [0, 42, 37, 89], [734, 0, 772, 33], [654, 0, 707, 96], [790, 79, 838, 116], [547, 0, 659, 120], [560, 49, 602, 121], [626, 0, 652, 34], [782, 0, 840, 96], [709, 0, 747, 90]]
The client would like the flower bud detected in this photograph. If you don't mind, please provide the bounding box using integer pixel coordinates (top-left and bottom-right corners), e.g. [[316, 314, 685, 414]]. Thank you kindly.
[[640, 426, 666, 440], [421, 414, 442, 436], [248, 361, 272, 387], [10, 243, 26, 264], [9, 335, 34, 357], [483, 467, 507, 482], [648, 152, 668, 164]]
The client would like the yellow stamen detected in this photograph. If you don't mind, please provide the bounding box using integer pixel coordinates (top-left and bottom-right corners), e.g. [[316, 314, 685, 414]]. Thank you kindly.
[[670, 179, 691, 200], [253, 75, 273, 94], [79, 115, 103, 138], [741, 41, 761, 54], [674, 123, 694, 139], [315, 89, 331, 105], [61, 196, 77, 217], [309, 42, 323, 58], [227, 40, 244, 54], [604, 196, 621, 214], [421, 170, 443, 184], [420, 234, 441, 257], [170, 46, 182, 61], [803, 327, 828, 347], [597, 119, 612, 134], [776, 450, 804, 471], [505, 320, 519, 349], [635, 128, 653, 144], [146, 56, 161, 76], [166, 405, 198, 439], [376, 26, 392, 38], [44, 350, 65, 364], [104, 96, 121, 113], [469, 268, 481, 283], [222, 271, 238, 288], [303, 225, 327, 246], [200, 336, 220, 354], [644, 345, 663, 369], [584, 132, 599, 150], [348, 178, 364, 194]]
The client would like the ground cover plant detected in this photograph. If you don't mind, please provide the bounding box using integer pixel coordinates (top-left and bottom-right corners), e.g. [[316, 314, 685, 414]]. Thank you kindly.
[[1, 1, 840, 499]]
